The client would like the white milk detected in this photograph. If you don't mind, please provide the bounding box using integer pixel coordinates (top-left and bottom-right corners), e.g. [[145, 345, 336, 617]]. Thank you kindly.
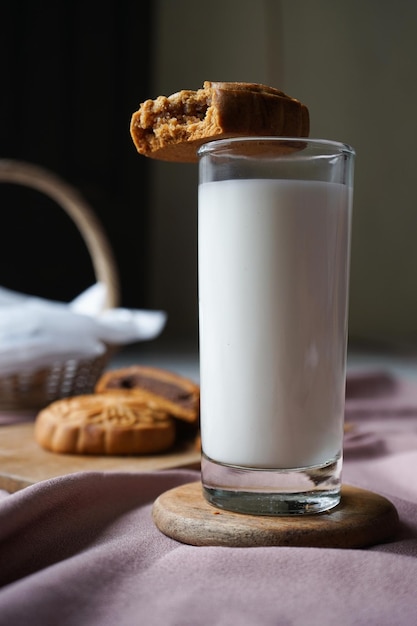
[[198, 178, 351, 469]]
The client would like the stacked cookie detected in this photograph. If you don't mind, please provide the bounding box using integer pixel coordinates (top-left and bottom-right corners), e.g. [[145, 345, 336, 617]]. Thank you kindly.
[[34, 366, 200, 455], [130, 80, 309, 163]]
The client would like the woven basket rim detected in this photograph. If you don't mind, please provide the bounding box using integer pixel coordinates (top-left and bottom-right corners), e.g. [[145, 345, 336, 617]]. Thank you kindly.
[[0, 160, 120, 410]]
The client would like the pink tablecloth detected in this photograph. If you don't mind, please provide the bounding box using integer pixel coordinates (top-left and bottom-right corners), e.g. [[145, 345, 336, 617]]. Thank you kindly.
[[1, 369, 417, 626]]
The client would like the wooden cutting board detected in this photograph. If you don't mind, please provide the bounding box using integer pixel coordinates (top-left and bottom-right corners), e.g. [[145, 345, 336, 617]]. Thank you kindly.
[[0, 422, 201, 493]]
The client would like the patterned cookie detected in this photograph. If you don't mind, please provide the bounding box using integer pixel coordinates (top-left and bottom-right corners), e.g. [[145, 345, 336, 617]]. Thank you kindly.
[[34, 393, 176, 455]]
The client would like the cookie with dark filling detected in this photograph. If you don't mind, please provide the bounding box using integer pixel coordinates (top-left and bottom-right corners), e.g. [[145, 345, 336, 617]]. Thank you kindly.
[[95, 365, 200, 425]]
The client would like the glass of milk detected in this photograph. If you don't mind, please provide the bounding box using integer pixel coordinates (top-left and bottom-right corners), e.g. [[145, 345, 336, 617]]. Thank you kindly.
[[197, 137, 355, 515]]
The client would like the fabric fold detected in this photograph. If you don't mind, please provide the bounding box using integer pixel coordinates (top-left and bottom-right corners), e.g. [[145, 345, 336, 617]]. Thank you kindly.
[[0, 468, 416, 626]]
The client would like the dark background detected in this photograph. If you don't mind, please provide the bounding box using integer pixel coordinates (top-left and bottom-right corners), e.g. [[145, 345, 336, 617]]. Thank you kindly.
[[0, 0, 153, 308]]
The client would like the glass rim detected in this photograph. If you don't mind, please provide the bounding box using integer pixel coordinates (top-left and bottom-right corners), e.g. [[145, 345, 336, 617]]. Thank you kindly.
[[197, 136, 355, 158]]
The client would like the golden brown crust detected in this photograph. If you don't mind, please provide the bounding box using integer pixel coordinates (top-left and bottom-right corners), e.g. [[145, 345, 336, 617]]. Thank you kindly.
[[34, 393, 176, 455], [95, 365, 200, 425], [130, 81, 309, 163]]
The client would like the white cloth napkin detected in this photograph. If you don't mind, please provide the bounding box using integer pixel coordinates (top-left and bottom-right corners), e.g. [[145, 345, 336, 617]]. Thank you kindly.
[[0, 283, 166, 375]]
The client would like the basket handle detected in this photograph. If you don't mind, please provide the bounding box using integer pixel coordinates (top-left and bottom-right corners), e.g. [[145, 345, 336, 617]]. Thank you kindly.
[[0, 159, 119, 309]]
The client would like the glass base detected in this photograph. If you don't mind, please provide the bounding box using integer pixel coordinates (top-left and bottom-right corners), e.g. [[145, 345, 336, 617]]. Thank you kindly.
[[201, 453, 342, 516]]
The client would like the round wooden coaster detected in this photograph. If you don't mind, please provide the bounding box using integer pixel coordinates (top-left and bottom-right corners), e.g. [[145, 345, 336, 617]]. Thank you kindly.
[[152, 482, 399, 548]]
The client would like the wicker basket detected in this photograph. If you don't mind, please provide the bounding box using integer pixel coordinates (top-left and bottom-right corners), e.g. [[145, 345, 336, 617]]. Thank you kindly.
[[0, 159, 120, 412]]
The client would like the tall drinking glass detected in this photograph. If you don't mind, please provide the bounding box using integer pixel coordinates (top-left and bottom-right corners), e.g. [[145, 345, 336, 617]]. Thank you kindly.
[[197, 137, 355, 515]]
